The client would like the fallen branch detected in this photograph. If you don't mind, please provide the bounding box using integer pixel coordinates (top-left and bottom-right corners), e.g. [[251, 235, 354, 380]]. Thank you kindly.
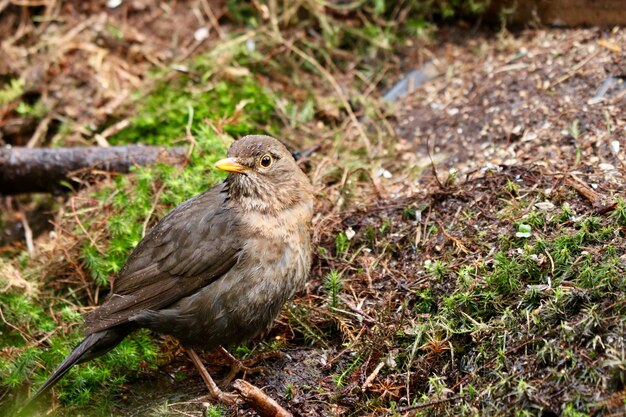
[[232, 379, 292, 417], [566, 173, 601, 207], [0, 145, 186, 194]]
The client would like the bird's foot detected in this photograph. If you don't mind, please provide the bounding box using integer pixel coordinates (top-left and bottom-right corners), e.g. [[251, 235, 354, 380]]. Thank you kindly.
[[187, 348, 239, 405], [210, 389, 239, 406], [218, 347, 284, 385]]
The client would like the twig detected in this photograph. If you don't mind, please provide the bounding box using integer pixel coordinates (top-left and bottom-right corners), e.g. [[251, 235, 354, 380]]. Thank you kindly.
[[199, 0, 224, 39], [50, 14, 96, 47], [436, 220, 468, 254], [342, 299, 376, 323], [19, 213, 35, 255], [232, 379, 292, 417], [142, 184, 165, 238], [426, 136, 444, 189], [26, 115, 52, 148], [544, 247, 555, 276], [169, 407, 197, 417], [567, 173, 601, 206], [421, 205, 433, 246], [93, 119, 131, 148], [0, 304, 32, 343], [362, 361, 385, 391], [545, 50, 599, 90], [71, 197, 103, 255], [0, 145, 187, 194], [183, 104, 197, 168], [597, 39, 621, 53], [9, 0, 49, 5], [0, 0, 10, 14]]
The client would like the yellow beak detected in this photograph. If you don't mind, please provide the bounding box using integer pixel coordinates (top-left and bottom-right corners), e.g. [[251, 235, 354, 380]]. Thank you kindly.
[[214, 157, 249, 173]]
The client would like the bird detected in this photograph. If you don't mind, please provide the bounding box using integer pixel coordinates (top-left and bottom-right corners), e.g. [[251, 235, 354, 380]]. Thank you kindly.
[[27, 135, 314, 407]]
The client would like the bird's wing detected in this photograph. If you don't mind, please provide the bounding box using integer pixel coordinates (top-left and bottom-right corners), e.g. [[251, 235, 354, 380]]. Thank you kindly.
[[83, 182, 242, 334]]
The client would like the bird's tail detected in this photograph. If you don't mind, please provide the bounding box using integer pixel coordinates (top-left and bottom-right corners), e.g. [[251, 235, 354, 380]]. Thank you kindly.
[[22, 326, 132, 411]]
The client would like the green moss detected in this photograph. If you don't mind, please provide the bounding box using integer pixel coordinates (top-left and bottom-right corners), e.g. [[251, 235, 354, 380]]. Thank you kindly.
[[0, 78, 25, 106], [487, 252, 522, 295], [112, 69, 278, 147]]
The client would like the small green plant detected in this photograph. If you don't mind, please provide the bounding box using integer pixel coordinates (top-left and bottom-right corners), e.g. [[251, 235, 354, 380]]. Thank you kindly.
[[325, 270, 343, 308], [612, 197, 626, 226], [402, 206, 418, 221], [0, 78, 24, 105], [205, 404, 226, 417], [283, 383, 296, 400], [505, 178, 520, 195], [562, 402, 590, 417], [515, 223, 532, 238], [524, 210, 544, 228], [424, 259, 449, 279], [553, 203, 574, 224], [335, 231, 350, 257], [414, 289, 435, 314], [331, 354, 362, 388], [15, 100, 47, 119], [380, 219, 393, 235], [487, 252, 522, 294], [569, 119, 582, 165]]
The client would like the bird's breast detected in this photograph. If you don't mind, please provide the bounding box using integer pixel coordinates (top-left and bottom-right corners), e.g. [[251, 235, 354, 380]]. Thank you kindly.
[[240, 199, 313, 240]]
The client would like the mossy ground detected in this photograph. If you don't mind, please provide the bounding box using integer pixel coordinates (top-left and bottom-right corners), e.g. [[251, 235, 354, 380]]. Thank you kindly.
[[1, 2, 625, 416]]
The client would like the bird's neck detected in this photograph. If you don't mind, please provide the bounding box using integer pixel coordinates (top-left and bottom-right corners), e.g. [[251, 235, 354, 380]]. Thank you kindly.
[[239, 198, 313, 239], [225, 175, 313, 215]]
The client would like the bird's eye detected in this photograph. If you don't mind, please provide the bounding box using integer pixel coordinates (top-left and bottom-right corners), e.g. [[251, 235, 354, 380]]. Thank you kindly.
[[259, 154, 273, 168]]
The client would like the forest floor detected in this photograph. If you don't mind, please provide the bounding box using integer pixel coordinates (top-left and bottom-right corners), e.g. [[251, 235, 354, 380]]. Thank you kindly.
[[1, 2, 625, 416]]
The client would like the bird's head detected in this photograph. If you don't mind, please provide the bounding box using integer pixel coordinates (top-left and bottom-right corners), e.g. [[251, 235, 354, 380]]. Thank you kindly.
[[214, 135, 313, 213]]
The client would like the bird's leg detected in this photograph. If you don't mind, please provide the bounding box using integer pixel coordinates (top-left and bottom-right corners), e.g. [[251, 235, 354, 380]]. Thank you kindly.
[[218, 346, 283, 385], [187, 348, 238, 405]]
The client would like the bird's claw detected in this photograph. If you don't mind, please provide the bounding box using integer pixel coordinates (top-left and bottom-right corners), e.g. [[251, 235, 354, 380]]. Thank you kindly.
[[218, 347, 283, 385], [210, 389, 239, 406]]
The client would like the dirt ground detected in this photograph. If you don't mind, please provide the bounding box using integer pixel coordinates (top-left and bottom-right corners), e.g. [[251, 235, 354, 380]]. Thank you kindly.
[[1, 2, 625, 417]]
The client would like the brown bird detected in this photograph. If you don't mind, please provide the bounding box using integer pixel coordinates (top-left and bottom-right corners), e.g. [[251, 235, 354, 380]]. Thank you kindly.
[[29, 135, 314, 405]]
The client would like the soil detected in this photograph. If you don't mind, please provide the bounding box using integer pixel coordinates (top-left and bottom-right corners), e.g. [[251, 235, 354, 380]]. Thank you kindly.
[[393, 27, 625, 192]]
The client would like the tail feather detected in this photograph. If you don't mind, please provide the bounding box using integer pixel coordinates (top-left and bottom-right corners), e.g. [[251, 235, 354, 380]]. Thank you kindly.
[[22, 326, 131, 411]]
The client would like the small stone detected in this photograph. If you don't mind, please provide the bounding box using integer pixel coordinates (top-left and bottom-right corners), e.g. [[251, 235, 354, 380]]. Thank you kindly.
[[535, 202, 555, 211], [107, 0, 122, 8], [194, 27, 209, 42], [246, 38, 256, 51], [376, 168, 392, 179], [610, 140, 620, 156]]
